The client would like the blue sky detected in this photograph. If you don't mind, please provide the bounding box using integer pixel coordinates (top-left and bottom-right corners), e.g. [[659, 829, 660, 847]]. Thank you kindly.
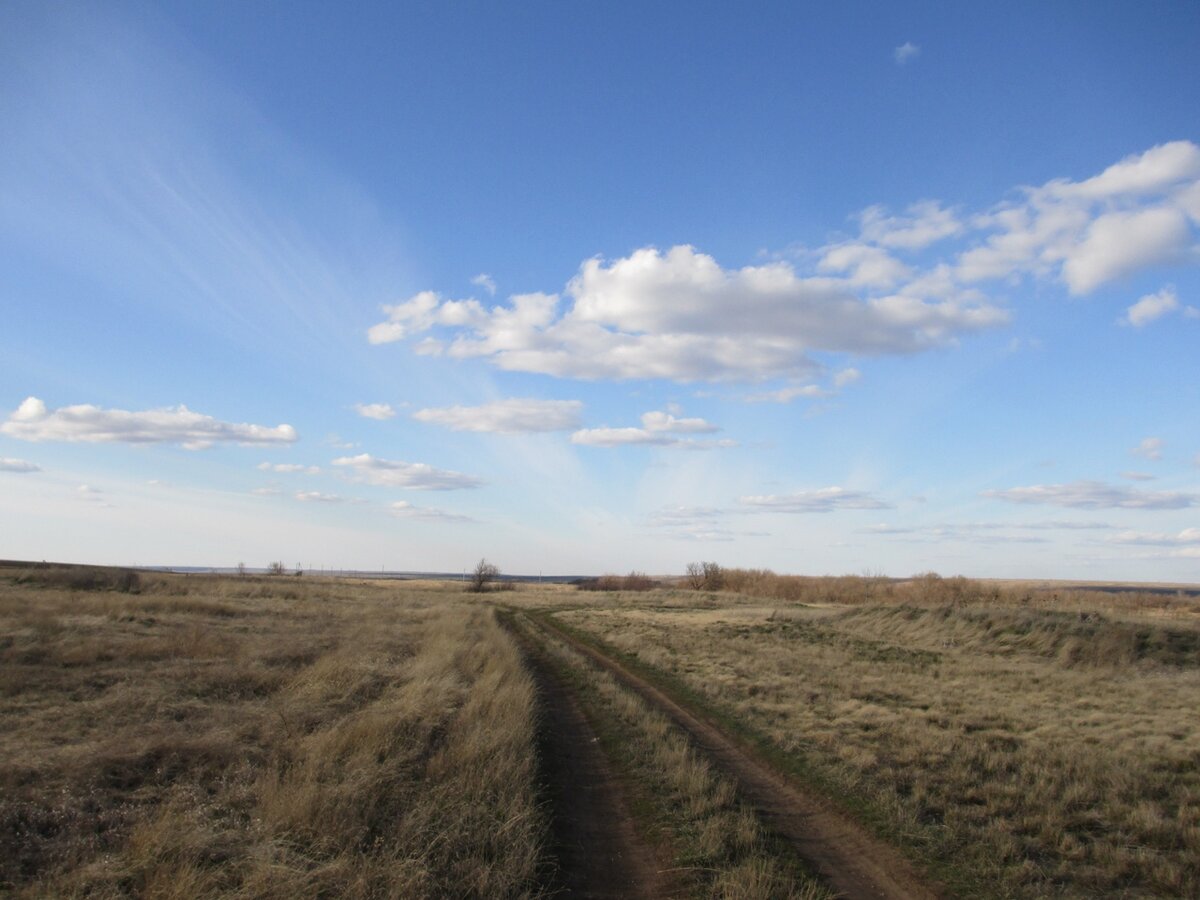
[[1, 1, 1198, 579]]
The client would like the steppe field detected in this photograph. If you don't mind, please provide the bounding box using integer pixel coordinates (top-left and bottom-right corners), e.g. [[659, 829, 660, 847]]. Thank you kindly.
[[2, 563, 1198, 898]]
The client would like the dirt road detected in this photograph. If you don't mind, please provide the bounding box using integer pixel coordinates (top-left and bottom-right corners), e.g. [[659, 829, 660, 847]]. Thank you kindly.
[[508, 619, 677, 899], [525, 611, 942, 900]]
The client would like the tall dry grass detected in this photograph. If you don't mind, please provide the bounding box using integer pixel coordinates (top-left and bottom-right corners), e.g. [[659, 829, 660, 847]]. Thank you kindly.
[[558, 597, 1200, 897], [0, 569, 545, 898]]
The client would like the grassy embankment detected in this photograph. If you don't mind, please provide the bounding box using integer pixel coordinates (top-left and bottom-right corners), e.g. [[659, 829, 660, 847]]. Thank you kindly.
[[0, 567, 544, 898], [552, 575, 1200, 898]]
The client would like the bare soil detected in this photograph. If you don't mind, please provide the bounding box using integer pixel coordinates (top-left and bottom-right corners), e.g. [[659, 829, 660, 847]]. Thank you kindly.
[[529, 613, 942, 900]]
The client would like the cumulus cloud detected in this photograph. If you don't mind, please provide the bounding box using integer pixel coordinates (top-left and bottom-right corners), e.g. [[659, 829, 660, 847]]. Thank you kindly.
[[332, 453, 482, 490], [745, 366, 861, 404], [354, 402, 396, 420], [1122, 286, 1181, 327], [258, 462, 320, 475], [571, 409, 732, 448], [0, 457, 40, 473], [369, 246, 1008, 382], [413, 398, 582, 433], [471, 273, 497, 296], [893, 42, 920, 64], [391, 501, 473, 522], [739, 487, 892, 513], [1131, 437, 1164, 460], [1120, 471, 1156, 481], [371, 142, 1200, 383], [1, 397, 296, 449], [982, 480, 1197, 509]]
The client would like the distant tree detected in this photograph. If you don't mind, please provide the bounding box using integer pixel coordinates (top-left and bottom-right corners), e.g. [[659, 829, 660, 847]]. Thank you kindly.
[[685, 561, 724, 591], [267, 561, 286, 576], [236, 561, 247, 577], [467, 558, 499, 593]]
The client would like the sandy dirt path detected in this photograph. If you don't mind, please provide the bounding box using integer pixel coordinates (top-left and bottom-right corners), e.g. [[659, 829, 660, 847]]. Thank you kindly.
[[528, 612, 943, 900], [507, 618, 677, 899]]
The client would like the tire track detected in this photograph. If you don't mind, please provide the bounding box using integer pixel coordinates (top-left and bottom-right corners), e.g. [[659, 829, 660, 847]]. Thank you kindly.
[[505, 616, 676, 899], [525, 612, 943, 900]]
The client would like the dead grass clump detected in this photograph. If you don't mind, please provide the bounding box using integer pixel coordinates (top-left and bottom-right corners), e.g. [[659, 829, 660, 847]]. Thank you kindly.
[[576, 571, 660, 592], [13, 564, 142, 594]]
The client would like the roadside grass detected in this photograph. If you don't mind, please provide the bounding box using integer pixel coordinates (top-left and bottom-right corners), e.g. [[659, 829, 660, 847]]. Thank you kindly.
[[552, 597, 1200, 898], [0, 569, 545, 898], [509, 611, 832, 900]]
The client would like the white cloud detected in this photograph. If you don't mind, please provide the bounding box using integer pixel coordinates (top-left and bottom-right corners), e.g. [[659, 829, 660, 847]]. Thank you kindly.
[[833, 367, 861, 388], [1061, 208, 1190, 295], [1108, 527, 1200, 546], [471, 273, 497, 296], [258, 462, 320, 474], [893, 42, 920, 65], [571, 409, 730, 448], [295, 491, 344, 503], [817, 243, 911, 288], [1, 397, 296, 449], [1122, 286, 1180, 327], [413, 398, 582, 433], [391, 501, 473, 522], [858, 201, 961, 249], [739, 487, 892, 512], [332, 453, 482, 490], [983, 480, 1197, 509], [639, 410, 719, 434], [354, 402, 396, 420], [1120, 471, 1156, 482], [1131, 437, 1164, 460], [251, 486, 282, 496], [370, 142, 1200, 384], [0, 457, 41, 473], [369, 246, 1009, 383], [745, 384, 827, 404]]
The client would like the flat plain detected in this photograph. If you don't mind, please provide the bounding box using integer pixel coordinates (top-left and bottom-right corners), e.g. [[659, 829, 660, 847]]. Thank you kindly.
[[2, 564, 1197, 898]]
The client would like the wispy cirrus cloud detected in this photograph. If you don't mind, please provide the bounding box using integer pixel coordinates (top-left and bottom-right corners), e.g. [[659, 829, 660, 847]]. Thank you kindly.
[[295, 491, 345, 503], [1107, 527, 1200, 546], [413, 398, 582, 433], [1, 397, 296, 449], [332, 453, 482, 490], [572, 410, 733, 448], [258, 462, 319, 475], [983, 480, 1198, 509], [1131, 436, 1165, 460], [0, 457, 41, 473], [391, 501, 474, 522], [740, 487, 891, 513], [893, 42, 920, 65]]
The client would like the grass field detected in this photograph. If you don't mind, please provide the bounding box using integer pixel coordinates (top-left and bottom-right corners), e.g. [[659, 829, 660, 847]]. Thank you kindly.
[[553, 584, 1200, 897], [0, 568, 544, 898], [3, 564, 1198, 898]]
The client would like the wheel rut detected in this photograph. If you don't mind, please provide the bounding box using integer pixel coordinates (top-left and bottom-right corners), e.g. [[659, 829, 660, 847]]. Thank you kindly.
[[527, 612, 944, 900], [507, 618, 675, 899]]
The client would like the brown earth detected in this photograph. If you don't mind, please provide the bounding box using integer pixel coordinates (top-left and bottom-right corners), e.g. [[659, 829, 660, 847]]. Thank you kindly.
[[527, 612, 942, 900]]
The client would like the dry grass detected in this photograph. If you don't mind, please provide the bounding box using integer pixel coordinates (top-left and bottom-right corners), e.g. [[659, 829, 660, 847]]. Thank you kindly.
[[557, 592, 1200, 897], [0, 568, 545, 898], [516, 614, 831, 900]]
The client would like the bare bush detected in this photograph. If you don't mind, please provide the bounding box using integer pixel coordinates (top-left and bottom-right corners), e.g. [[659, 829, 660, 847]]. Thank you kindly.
[[577, 571, 660, 593], [267, 561, 287, 576], [685, 561, 724, 591], [467, 558, 500, 593]]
